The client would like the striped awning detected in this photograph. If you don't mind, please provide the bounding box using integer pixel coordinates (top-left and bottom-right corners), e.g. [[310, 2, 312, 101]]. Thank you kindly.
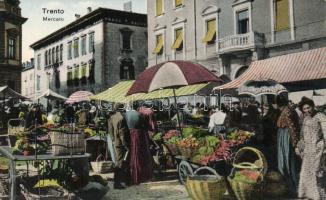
[[90, 81, 210, 103], [66, 91, 94, 104], [214, 47, 326, 90]]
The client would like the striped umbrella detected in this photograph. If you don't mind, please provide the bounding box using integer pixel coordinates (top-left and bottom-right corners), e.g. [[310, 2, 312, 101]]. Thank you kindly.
[[66, 91, 94, 104]]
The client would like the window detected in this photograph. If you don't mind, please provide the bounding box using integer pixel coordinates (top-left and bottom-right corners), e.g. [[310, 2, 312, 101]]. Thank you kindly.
[[275, 0, 289, 31], [52, 47, 55, 64], [37, 54, 41, 70], [36, 76, 40, 91], [156, 0, 163, 16], [8, 37, 16, 59], [60, 44, 63, 61], [237, 10, 249, 34], [74, 66, 79, 86], [172, 28, 183, 51], [45, 50, 48, 66], [153, 34, 163, 55], [175, 0, 183, 8], [89, 33, 95, 53], [73, 39, 79, 58], [55, 70, 60, 89], [81, 64, 87, 85], [67, 42, 72, 60], [120, 58, 135, 80], [88, 61, 95, 84], [55, 46, 59, 63], [120, 28, 133, 50], [48, 49, 52, 65], [202, 19, 216, 45], [81, 36, 87, 55], [67, 69, 73, 87]]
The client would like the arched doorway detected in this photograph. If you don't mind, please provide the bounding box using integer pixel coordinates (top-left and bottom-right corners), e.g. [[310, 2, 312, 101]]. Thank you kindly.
[[234, 66, 248, 79]]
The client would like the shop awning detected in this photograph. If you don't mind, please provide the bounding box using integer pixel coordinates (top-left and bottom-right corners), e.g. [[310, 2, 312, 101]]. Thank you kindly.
[[90, 80, 211, 103], [35, 89, 67, 100], [214, 47, 326, 91], [0, 86, 29, 100]]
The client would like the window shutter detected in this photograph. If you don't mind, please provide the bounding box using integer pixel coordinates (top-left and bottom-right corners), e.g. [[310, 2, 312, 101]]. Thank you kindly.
[[276, 0, 289, 31], [171, 29, 183, 49], [202, 19, 216, 43], [153, 34, 164, 54], [175, 0, 183, 7], [156, 0, 163, 16]]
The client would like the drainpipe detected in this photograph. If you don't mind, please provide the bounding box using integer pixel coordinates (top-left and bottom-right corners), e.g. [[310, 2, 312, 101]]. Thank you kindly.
[[194, 0, 197, 61]]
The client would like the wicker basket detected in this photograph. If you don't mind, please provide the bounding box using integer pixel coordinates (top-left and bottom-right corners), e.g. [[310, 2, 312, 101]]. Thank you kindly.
[[186, 167, 226, 200], [227, 169, 264, 200], [50, 131, 85, 155], [19, 176, 74, 200], [179, 146, 198, 159], [165, 143, 180, 155], [232, 147, 268, 175], [91, 154, 114, 174], [7, 119, 25, 136]]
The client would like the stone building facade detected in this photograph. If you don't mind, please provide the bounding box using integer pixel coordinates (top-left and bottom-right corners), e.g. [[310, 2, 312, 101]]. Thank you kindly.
[[21, 58, 35, 98], [0, 0, 27, 92], [30, 8, 147, 98], [147, 0, 326, 80]]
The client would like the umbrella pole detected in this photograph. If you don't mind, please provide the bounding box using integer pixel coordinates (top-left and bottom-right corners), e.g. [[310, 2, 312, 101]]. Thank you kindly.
[[173, 88, 182, 134]]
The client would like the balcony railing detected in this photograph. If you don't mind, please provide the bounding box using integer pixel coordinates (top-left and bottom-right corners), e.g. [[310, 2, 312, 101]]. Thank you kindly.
[[218, 32, 264, 53]]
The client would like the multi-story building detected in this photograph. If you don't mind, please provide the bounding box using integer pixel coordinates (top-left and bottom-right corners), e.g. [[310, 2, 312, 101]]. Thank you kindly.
[[0, 0, 27, 92], [30, 7, 147, 97], [147, 0, 326, 80], [21, 58, 35, 98]]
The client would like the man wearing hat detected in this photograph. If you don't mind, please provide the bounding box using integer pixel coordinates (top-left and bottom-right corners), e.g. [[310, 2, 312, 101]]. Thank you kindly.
[[108, 103, 130, 189]]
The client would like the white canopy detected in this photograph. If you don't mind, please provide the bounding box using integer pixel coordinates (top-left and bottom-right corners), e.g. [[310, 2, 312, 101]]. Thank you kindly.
[[35, 89, 67, 100]]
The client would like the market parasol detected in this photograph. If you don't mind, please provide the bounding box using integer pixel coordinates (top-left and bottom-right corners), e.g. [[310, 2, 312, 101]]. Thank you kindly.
[[35, 89, 67, 101], [127, 61, 223, 130], [66, 91, 94, 104], [238, 79, 288, 96]]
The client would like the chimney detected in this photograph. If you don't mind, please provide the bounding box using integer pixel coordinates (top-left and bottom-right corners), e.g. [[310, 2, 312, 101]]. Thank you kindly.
[[87, 7, 92, 13], [75, 14, 81, 19], [123, 1, 132, 12]]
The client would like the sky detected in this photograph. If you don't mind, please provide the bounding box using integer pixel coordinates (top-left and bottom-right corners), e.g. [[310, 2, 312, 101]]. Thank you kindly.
[[21, 0, 147, 61]]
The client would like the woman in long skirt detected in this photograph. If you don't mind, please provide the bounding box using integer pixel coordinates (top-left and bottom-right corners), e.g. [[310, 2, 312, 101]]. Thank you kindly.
[[275, 95, 300, 196], [297, 97, 326, 200]]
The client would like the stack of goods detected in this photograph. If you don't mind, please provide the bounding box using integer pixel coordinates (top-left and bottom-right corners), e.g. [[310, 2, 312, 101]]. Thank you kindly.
[[163, 130, 181, 155], [182, 126, 208, 138], [227, 129, 253, 146], [227, 147, 267, 200], [47, 125, 85, 155], [191, 136, 219, 164]]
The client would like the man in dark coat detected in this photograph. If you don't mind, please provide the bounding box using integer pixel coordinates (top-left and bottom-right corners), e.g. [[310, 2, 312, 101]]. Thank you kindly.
[[108, 103, 130, 189]]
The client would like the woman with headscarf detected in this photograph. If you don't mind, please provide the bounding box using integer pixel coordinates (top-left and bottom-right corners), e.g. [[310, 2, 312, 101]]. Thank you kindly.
[[125, 102, 153, 185], [297, 97, 326, 200], [275, 95, 300, 197]]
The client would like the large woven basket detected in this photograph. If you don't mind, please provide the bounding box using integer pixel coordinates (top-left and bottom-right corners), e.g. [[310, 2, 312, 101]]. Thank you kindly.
[[50, 131, 85, 155], [179, 146, 198, 159], [186, 167, 226, 200], [91, 154, 114, 174], [228, 169, 264, 200], [232, 147, 268, 175]]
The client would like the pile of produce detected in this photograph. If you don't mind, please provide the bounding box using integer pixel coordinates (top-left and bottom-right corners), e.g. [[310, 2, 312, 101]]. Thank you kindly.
[[13, 138, 35, 156], [178, 136, 200, 148], [191, 136, 219, 163], [152, 132, 163, 141], [199, 138, 240, 165], [227, 129, 253, 144], [233, 169, 261, 184], [163, 130, 181, 144], [182, 126, 208, 138]]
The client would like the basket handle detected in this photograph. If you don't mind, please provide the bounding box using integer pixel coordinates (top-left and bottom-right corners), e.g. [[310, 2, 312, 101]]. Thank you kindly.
[[194, 166, 222, 179], [233, 162, 260, 169], [96, 154, 105, 162]]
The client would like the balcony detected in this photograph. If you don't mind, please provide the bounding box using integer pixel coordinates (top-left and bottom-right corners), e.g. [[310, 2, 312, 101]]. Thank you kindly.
[[217, 32, 264, 54]]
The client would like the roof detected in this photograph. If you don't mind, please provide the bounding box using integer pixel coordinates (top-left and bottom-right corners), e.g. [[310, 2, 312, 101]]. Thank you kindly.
[[30, 7, 147, 49], [214, 47, 326, 90], [90, 80, 211, 103]]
